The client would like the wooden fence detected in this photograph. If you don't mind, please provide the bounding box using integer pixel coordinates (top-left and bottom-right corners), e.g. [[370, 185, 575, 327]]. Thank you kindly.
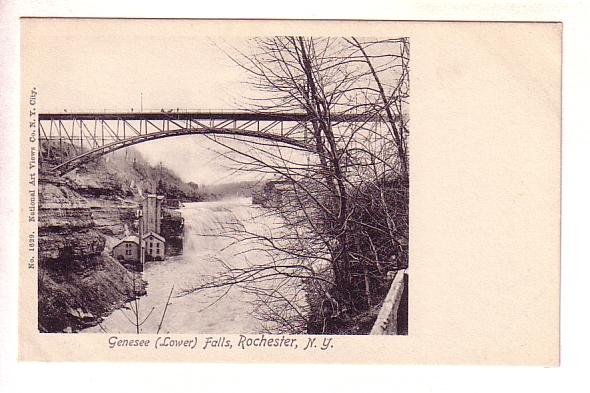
[[370, 269, 408, 335]]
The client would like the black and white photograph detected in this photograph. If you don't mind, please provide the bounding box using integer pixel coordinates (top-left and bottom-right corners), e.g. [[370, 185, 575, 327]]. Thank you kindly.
[[34, 31, 410, 336]]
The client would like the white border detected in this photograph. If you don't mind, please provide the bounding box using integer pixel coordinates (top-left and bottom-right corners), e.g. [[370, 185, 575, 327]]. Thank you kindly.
[[2, 1, 589, 392]]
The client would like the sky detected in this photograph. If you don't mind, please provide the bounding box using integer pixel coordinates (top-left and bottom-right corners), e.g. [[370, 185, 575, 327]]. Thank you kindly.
[[23, 19, 266, 184]]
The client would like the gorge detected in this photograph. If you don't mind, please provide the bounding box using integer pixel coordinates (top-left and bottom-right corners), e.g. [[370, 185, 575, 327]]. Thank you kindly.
[[38, 146, 197, 332]]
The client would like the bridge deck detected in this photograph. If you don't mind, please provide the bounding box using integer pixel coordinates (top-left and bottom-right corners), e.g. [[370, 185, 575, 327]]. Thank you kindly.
[[38, 111, 368, 122]]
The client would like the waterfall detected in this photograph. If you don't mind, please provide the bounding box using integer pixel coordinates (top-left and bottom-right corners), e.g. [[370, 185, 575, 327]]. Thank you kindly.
[[83, 196, 292, 334]]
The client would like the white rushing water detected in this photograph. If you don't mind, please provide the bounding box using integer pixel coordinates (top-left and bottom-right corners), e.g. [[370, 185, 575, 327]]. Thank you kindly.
[[84, 197, 290, 334]]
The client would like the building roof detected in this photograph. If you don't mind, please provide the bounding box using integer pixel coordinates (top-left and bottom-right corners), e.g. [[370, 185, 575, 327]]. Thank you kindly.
[[113, 235, 139, 247], [142, 231, 166, 242]]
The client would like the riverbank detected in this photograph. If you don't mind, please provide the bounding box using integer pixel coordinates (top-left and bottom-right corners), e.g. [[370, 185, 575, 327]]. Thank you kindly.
[[37, 146, 200, 332], [83, 199, 279, 334]]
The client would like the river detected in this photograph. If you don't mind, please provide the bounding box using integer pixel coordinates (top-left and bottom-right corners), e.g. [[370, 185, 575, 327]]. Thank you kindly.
[[84, 197, 302, 334]]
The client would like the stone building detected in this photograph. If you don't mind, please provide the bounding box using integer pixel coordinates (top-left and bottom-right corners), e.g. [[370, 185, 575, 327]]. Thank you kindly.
[[143, 231, 166, 261], [112, 235, 140, 262], [141, 194, 164, 234]]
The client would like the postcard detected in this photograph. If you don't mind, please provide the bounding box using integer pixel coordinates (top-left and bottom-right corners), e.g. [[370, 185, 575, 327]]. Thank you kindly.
[[19, 19, 560, 364]]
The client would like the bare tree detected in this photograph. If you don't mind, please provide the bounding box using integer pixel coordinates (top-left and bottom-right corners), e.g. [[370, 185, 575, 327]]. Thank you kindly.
[[111, 268, 175, 334], [180, 36, 410, 333]]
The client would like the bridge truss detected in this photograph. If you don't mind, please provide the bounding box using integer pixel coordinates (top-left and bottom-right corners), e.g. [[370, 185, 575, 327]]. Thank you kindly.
[[38, 111, 376, 175], [38, 111, 315, 175]]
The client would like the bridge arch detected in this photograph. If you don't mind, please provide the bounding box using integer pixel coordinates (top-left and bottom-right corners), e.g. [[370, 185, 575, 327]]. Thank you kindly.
[[45, 126, 314, 176]]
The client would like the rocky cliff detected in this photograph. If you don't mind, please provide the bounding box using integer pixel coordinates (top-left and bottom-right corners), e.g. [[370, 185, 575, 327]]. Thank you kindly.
[[38, 175, 146, 332], [161, 209, 184, 256], [38, 145, 200, 332]]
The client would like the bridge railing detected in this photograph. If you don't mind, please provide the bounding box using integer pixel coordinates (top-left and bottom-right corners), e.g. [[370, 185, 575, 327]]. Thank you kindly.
[[43, 106, 374, 113], [48, 108, 247, 113]]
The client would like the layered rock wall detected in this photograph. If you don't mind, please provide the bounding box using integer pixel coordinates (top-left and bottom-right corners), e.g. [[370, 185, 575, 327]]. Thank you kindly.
[[38, 176, 146, 333]]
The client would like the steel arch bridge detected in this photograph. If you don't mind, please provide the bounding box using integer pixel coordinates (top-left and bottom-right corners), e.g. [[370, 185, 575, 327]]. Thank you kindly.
[[38, 111, 372, 175]]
